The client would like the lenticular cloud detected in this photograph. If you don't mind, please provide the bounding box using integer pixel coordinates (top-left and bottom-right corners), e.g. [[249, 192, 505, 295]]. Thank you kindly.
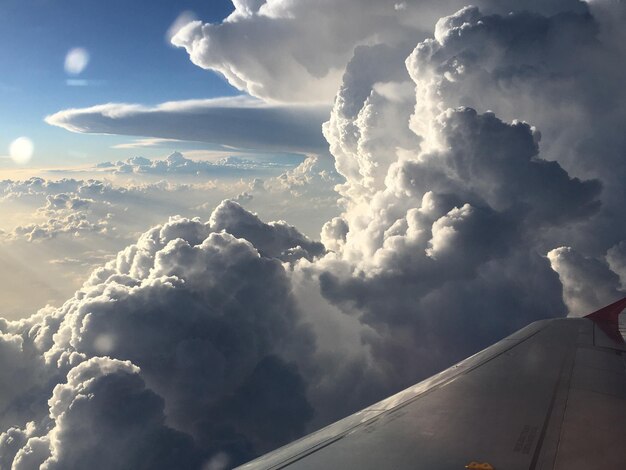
[[4, 0, 626, 468]]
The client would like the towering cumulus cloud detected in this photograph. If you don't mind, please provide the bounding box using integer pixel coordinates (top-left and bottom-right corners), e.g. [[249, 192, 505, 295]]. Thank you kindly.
[[4, 0, 626, 468], [0, 204, 324, 468]]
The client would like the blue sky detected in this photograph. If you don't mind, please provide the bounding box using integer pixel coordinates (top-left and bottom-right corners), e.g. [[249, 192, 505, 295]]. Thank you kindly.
[[0, 0, 237, 168]]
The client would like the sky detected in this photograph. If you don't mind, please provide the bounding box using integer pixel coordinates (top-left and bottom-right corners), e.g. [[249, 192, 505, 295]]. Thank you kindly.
[[1, 0, 626, 469], [0, 0, 236, 167]]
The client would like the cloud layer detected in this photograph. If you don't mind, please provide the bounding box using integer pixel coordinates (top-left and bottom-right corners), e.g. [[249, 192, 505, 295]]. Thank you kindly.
[[96, 152, 297, 177], [0, 153, 341, 318], [46, 97, 330, 154]]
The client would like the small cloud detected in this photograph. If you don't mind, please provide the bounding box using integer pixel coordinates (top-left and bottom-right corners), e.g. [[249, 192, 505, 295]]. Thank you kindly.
[[65, 79, 105, 87], [112, 138, 183, 149], [95, 151, 297, 177], [66, 79, 89, 87], [64, 48, 90, 75]]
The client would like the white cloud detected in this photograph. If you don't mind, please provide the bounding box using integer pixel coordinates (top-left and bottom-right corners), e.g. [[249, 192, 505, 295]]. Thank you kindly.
[[96, 152, 298, 177], [548, 246, 623, 316], [171, 0, 586, 103], [268, 155, 342, 198], [11, 212, 110, 242], [111, 138, 183, 149], [166, 11, 197, 43], [0, 155, 342, 318]]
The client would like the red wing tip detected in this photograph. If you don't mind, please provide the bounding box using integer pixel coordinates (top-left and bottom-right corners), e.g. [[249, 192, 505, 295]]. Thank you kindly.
[[584, 296, 626, 323]]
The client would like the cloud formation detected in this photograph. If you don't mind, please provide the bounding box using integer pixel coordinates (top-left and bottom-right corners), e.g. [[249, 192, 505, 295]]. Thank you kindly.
[[171, 0, 587, 103], [310, 2, 626, 388], [45, 97, 330, 154], [0, 204, 346, 467], [96, 152, 297, 177], [0, 151, 344, 318]]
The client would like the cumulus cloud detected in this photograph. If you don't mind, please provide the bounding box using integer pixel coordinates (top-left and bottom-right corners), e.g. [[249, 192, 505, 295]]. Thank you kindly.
[[408, 4, 619, 174], [268, 155, 342, 199], [548, 246, 623, 316], [0, 173, 214, 244], [95, 152, 297, 177], [1, 181, 116, 242], [0, 205, 348, 467], [0, 153, 344, 317], [208, 200, 325, 261], [314, 1, 626, 348], [316, 102, 597, 380], [407, 2, 626, 251], [25, 358, 202, 470], [45, 97, 330, 154], [0, 176, 241, 316], [11, 212, 111, 242]]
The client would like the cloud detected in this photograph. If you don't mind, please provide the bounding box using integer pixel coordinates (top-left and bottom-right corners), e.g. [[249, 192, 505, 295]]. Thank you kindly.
[[548, 246, 623, 316], [303, 1, 622, 385], [315, 1, 626, 342], [171, 0, 586, 103], [45, 97, 330, 154], [6, 0, 626, 468], [49, 1, 590, 156], [96, 152, 298, 177], [407, 4, 623, 175], [15, 358, 204, 469], [11, 212, 110, 242], [2, 181, 114, 243], [0, 171, 232, 244], [0, 178, 84, 202], [268, 155, 343, 199], [0, 206, 342, 467], [2, 183, 116, 242], [166, 11, 198, 43], [208, 200, 325, 262], [111, 138, 183, 149], [316, 101, 598, 380], [0, 154, 343, 316], [0, 176, 237, 316], [407, 3, 626, 249]]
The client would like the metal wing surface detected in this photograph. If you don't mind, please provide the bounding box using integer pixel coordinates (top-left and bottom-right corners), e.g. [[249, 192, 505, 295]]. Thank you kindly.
[[236, 298, 626, 470]]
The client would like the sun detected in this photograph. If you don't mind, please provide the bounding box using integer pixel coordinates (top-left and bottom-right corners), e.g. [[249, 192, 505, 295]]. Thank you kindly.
[[9, 137, 34, 165]]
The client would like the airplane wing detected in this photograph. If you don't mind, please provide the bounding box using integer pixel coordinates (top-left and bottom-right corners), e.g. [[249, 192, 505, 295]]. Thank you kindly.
[[236, 298, 626, 470]]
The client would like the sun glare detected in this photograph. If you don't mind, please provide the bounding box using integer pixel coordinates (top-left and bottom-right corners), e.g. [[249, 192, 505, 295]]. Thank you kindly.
[[9, 137, 34, 165], [64, 47, 90, 75]]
